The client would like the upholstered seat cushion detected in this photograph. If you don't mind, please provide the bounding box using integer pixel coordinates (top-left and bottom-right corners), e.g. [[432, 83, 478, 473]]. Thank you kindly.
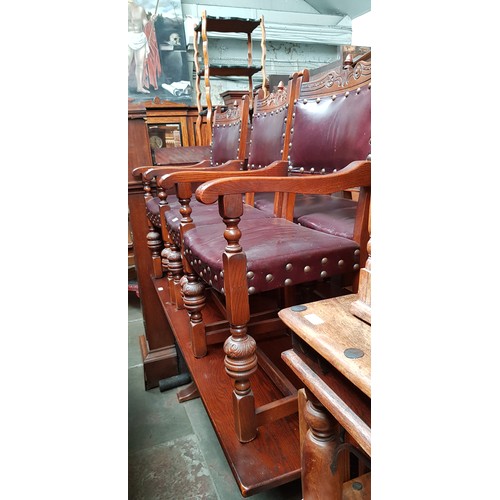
[[166, 202, 271, 248], [297, 206, 357, 240], [145, 195, 207, 228], [183, 217, 360, 294], [254, 192, 356, 221]]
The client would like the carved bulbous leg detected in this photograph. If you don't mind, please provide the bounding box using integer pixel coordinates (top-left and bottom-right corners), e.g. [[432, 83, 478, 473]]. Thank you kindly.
[[147, 229, 163, 278], [302, 393, 345, 500], [168, 246, 184, 309], [224, 326, 258, 443], [182, 274, 207, 358]]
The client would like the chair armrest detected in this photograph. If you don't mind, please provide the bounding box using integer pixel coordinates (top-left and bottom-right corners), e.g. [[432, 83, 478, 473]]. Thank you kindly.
[[141, 160, 213, 180], [131, 160, 210, 179], [196, 160, 371, 204], [158, 160, 289, 190]]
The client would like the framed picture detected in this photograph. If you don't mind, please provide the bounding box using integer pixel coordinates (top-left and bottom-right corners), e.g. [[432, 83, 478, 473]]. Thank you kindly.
[[128, 0, 192, 102]]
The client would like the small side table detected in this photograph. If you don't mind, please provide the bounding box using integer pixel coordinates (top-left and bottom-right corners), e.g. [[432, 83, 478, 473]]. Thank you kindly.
[[280, 294, 371, 500]]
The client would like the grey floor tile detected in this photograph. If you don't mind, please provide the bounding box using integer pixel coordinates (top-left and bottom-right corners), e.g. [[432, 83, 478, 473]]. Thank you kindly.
[[129, 293, 144, 322], [129, 434, 219, 500], [129, 318, 145, 368], [129, 367, 195, 454]]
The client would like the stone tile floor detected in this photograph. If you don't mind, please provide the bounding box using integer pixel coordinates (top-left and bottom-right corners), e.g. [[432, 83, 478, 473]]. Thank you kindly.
[[128, 292, 303, 499]]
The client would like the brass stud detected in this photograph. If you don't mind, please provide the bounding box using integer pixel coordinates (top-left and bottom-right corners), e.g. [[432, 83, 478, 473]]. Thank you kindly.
[[320, 271, 327, 278], [354, 249, 360, 256], [316, 97, 321, 103], [304, 266, 311, 273], [332, 94, 337, 101], [338, 259, 345, 267], [285, 263, 293, 271], [356, 87, 361, 94], [353, 263, 360, 270], [321, 258, 328, 265], [303, 98, 308, 104], [247, 271, 255, 279], [285, 278, 293, 286], [345, 91, 349, 97], [221, 288, 224, 294], [300, 167, 304, 173], [310, 168, 315, 173], [214, 275, 218, 281], [248, 286, 256, 294], [266, 274, 274, 282]]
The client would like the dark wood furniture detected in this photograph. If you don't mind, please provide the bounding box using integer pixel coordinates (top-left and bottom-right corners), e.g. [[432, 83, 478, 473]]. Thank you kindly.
[[129, 54, 372, 494], [128, 102, 178, 389], [193, 10, 267, 141], [132, 95, 251, 283], [280, 295, 371, 499], [280, 232, 372, 499], [128, 98, 213, 389]]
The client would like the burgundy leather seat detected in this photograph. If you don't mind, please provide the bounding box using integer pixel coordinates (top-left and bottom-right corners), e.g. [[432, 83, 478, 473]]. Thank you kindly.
[[184, 217, 360, 295]]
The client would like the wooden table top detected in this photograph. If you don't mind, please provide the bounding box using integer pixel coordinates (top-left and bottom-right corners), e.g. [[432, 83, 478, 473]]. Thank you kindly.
[[278, 294, 371, 398]]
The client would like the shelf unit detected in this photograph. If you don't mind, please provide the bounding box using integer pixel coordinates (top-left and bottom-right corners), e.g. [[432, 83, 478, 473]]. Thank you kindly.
[[193, 10, 267, 144]]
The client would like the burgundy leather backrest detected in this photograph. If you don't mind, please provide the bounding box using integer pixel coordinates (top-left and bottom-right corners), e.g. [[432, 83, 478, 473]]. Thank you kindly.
[[247, 108, 287, 169], [288, 62, 371, 173], [210, 97, 250, 166], [289, 84, 371, 173], [211, 124, 243, 165]]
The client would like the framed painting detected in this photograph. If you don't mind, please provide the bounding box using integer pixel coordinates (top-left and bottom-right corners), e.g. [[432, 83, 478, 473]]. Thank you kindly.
[[128, 0, 192, 102]]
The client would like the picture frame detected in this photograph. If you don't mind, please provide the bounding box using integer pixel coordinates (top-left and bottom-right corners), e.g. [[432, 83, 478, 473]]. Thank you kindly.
[[128, 0, 192, 102]]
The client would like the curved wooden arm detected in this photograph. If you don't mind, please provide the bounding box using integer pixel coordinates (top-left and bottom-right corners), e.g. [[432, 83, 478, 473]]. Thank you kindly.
[[131, 161, 210, 179], [142, 160, 213, 180], [158, 160, 289, 189], [197, 160, 371, 204]]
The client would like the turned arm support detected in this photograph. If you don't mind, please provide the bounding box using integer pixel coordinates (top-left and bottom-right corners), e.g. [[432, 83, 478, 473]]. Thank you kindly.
[[196, 160, 371, 204], [157, 160, 289, 190]]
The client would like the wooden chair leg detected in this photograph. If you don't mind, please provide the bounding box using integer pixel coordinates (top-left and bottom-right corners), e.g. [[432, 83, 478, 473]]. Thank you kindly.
[[302, 389, 349, 500], [147, 228, 163, 278], [168, 244, 184, 309], [182, 273, 208, 358], [224, 324, 258, 443]]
